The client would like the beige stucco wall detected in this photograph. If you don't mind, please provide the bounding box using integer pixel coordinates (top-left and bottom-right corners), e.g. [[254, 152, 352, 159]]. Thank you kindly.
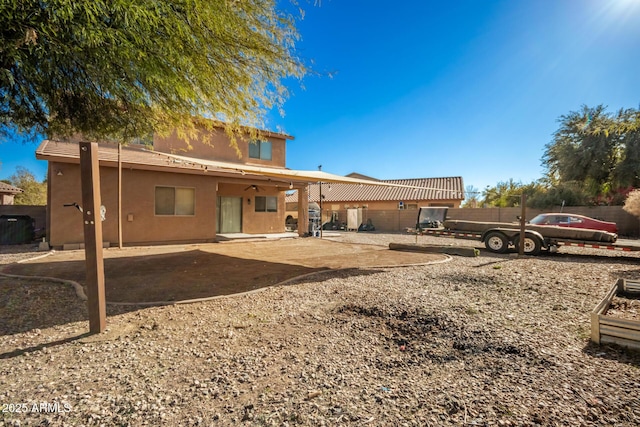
[[154, 127, 287, 167], [0, 194, 15, 205], [48, 161, 287, 247], [217, 183, 286, 234], [49, 162, 219, 247]]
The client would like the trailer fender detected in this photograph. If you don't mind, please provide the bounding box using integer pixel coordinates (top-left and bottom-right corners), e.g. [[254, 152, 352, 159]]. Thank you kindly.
[[522, 230, 546, 247]]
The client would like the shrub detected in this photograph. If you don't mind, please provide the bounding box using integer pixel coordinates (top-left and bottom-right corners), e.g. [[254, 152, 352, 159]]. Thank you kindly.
[[623, 189, 640, 218]]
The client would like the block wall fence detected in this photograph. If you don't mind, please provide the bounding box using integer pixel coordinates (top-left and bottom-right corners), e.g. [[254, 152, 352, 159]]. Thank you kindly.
[[2, 205, 638, 243], [326, 206, 639, 237]]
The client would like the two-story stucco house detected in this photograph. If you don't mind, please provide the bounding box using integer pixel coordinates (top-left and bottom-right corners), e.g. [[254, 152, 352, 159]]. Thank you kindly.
[[37, 123, 465, 248], [36, 124, 314, 248]]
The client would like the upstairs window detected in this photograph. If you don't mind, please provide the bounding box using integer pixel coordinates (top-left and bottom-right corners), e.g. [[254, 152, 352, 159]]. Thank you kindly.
[[249, 140, 272, 160], [155, 186, 195, 215], [255, 196, 277, 212]]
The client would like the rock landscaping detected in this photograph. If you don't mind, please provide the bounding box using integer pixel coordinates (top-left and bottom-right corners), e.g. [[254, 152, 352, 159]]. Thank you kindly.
[[1, 233, 639, 426]]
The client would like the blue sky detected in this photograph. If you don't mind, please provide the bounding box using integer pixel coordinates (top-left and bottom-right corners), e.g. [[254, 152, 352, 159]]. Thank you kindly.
[[2, 0, 640, 194]]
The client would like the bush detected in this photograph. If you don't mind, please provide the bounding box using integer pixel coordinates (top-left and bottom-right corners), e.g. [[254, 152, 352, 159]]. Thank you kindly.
[[623, 189, 640, 218], [527, 181, 590, 209]]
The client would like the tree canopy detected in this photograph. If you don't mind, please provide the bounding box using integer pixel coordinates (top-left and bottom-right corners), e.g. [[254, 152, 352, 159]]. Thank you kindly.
[[542, 105, 640, 203], [461, 184, 479, 208], [480, 179, 546, 208], [480, 105, 640, 208], [6, 166, 47, 205], [1, 0, 306, 143]]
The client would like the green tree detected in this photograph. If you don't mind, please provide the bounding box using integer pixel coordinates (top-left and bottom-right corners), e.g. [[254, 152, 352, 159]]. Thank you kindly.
[[482, 180, 547, 208], [482, 179, 523, 207], [543, 106, 616, 190], [527, 181, 590, 208], [8, 166, 47, 205], [612, 108, 640, 189], [461, 185, 479, 208], [1, 0, 306, 143], [542, 105, 639, 203]]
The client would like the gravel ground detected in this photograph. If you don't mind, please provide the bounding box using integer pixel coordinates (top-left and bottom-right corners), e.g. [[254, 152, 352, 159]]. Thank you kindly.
[[1, 233, 640, 426], [0, 244, 42, 265]]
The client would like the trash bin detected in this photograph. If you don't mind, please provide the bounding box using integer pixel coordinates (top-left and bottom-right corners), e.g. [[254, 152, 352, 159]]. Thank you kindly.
[[0, 215, 35, 245]]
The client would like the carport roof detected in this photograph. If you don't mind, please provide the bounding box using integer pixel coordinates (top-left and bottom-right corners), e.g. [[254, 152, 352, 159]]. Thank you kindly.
[[161, 151, 461, 194], [285, 176, 465, 203]]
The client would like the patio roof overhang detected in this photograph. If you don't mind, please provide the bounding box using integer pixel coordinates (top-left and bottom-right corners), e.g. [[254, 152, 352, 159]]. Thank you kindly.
[[157, 151, 462, 196], [36, 139, 462, 197]]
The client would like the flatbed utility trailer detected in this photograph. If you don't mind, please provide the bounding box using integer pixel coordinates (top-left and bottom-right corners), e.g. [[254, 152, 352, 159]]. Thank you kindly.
[[418, 227, 640, 255], [415, 207, 640, 256]]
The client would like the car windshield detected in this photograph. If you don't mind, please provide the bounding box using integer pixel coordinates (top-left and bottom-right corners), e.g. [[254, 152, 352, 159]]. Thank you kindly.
[[529, 214, 554, 225]]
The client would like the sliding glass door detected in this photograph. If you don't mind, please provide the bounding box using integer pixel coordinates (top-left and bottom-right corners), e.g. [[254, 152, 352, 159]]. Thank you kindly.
[[216, 197, 242, 233]]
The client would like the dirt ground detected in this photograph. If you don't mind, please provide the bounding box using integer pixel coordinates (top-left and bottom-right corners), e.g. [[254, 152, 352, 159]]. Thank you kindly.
[[1, 237, 444, 303]]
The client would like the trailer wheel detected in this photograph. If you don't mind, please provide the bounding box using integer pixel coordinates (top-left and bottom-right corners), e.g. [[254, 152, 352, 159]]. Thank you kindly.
[[513, 235, 542, 255], [484, 232, 509, 253]]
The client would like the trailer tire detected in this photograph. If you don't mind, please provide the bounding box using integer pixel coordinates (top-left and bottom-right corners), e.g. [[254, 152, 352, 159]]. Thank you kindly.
[[513, 235, 542, 255], [484, 232, 509, 253]]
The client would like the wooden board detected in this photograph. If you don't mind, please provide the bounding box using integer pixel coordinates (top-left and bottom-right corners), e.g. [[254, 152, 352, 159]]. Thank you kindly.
[[389, 243, 479, 257], [591, 279, 640, 350]]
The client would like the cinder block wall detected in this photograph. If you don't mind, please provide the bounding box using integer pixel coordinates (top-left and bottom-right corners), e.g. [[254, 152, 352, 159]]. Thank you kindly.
[[321, 208, 418, 232], [329, 206, 639, 237], [446, 206, 638, 237]]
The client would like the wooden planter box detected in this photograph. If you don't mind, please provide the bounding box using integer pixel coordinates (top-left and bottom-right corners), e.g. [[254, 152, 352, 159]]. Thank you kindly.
[[591, 279, 640, 350]]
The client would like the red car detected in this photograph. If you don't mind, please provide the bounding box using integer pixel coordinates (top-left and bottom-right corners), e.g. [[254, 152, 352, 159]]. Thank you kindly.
[[529, 213, 618, 234]]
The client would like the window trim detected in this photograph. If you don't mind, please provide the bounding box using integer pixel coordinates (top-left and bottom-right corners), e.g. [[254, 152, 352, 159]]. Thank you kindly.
[[154, 186, 196, 216], [248, 139, 272, 161], [254, 195, 278, 213]]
